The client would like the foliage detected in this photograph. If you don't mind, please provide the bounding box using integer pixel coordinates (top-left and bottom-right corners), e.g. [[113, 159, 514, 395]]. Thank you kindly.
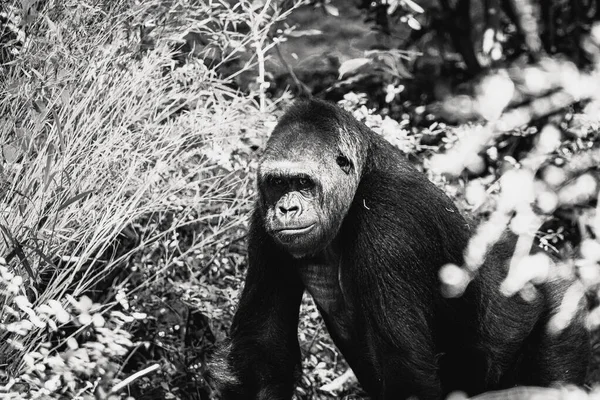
[[1, 0, 600, 399], [0, 0, 289, 398], [0, 254, 142, 398]]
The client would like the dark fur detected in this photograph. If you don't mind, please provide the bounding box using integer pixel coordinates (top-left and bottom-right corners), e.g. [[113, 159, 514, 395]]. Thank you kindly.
[[211, 100, 590, 399]]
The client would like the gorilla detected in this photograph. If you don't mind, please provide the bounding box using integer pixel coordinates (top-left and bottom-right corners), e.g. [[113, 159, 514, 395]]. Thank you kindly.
[[211, 99, 589, 400]]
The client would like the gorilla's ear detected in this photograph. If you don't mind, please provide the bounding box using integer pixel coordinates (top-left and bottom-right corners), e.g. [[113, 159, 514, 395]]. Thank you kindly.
[[336, 154, 352, 174]]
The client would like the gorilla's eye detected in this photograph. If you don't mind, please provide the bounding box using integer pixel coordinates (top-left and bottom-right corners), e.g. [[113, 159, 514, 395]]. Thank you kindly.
[[270, 177, 285, 187], [297, 177, 314, 189], [336, 154, 352, 173]]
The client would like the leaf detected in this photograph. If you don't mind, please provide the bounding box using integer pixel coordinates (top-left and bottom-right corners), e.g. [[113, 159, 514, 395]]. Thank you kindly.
[[45, 15, 59, 35], [57, 189, 96, 212], [6, 81, 20, 94], [32, 99, 44, 113], [2, 144, 20, 163], [22, 242, 55, 276], [403, 0, 425, 14], [394, 60, 413, 79], [338, 58, 371, 78], [18, 200, 26, 216], [92, 313, 105, 327], [324, 4, 339, 16], [43, 144, 54, 190], [52, 108, 65, 153], [319, 369, 357, 394], [14, 128, 31, 151], [407, 16, 422, 30], [287, 29, 323, 38], [251, 0, 267, 9]]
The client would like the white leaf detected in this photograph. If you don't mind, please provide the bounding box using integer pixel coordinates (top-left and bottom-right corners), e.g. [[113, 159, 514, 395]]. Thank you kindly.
[[66, 337, 79, 350], [77, 296, 93, 312], [92, 313, 105, 327], [45, 16, 59, 35], [2, 144, 20, 163], [287, 29, 323, 38], [324, 4, 339, 16], [403, 0, 425, 13], [338, 58, 371, 78], [79, 313, 92, 325], [407, 16, 421, 30], [483, 28, 495, 54]]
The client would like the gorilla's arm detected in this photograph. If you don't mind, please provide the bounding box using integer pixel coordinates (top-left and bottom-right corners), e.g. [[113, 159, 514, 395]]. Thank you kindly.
[[214, 211, 304, 399]]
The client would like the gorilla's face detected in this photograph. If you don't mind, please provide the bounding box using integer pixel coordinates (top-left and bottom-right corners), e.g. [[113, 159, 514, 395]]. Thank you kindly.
[[258, 123, 361, 259]]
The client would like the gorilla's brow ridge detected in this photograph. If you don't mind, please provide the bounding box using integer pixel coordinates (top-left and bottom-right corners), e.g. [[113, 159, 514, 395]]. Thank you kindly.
[[259, 160, 321, 177]]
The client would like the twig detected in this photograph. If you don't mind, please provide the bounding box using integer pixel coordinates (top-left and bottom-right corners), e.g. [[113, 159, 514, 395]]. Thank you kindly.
[[274, 41, 312, 97], [250, 0, 273, 113], [115, 342, 145, 378], [111, 363, 160, 393], [305, 322, 323, 355], [319, 369, 357, 394]]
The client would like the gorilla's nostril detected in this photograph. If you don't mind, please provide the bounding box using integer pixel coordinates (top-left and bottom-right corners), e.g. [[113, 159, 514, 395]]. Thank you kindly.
[[279, 205, 299, 214]]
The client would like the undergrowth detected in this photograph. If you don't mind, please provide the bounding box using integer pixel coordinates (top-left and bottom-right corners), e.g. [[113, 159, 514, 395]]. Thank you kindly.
[[1, 0, 599, 399], [0, 0, 294, 397]]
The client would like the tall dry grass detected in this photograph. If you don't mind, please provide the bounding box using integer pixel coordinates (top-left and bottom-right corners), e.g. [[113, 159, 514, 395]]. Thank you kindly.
[[0, 0, 302, 396]]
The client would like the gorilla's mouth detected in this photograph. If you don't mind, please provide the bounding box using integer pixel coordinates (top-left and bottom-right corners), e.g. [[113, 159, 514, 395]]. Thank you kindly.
[[276, 224, 315, 236]]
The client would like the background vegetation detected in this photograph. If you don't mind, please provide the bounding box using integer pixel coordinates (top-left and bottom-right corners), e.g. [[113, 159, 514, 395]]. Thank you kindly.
[[0, 0, 599, 399]]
